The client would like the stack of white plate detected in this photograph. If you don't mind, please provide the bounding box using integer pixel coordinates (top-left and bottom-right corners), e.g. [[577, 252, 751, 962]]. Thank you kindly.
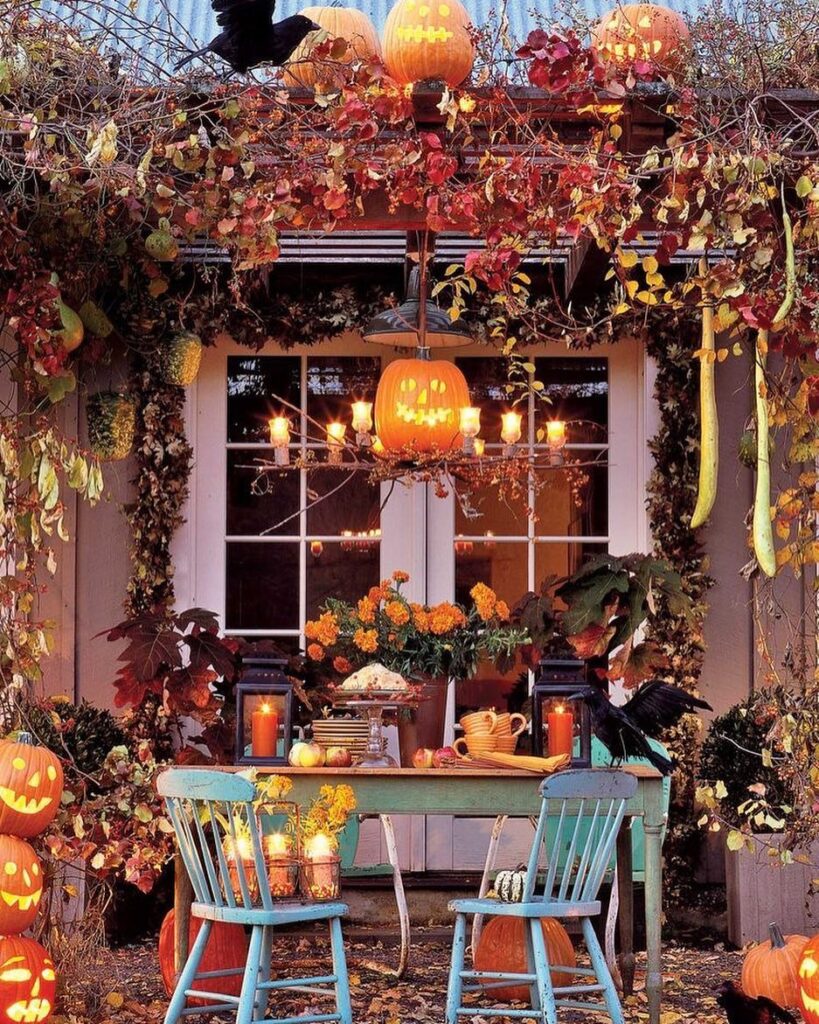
[[311, 718, 370, 756]]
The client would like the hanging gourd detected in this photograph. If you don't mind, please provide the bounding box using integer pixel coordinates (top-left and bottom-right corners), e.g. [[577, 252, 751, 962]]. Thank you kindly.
[[0, 936, 56, 1024], [283, 7, 381, 87], [145, 218, 178, 262], [0, 736, 63, 839], [48, 274, 84, 353], [742, 924, 807, 1009], [158, 909, 250, 1008], [592, 4, 691, 76], [382, 0, 475, 87], [474, 916, 576, 1000], [374, 353, 470, 454], [690, 259, 718, 529], [78, 301, 115, 339], [86, 392, 137, 462], [493, 867, 528, 903], [0, 837, 43, 934], [159, 331, 203, 387]]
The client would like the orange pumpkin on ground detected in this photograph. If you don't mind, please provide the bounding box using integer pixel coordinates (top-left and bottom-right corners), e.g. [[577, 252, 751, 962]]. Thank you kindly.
[[382, 0, 475, 87], [374, 355, 470, 454], [474, 916, 576, 1001], [0, 838, 43, 935], [0, 935, 56, 1024], [159, 909, 249, 1008], [742, 923, 807, 1008], [592, 3, 691, 76], [799, 932, 819, 1022], [283, 7, 381, 87], [0, 738, 63, 839]]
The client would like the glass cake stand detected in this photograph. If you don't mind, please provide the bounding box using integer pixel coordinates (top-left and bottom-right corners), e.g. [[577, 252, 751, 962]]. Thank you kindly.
[[332, 692, 418, 768]]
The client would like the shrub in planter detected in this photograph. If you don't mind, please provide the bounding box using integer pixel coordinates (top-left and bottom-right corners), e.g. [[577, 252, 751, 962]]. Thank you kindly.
[[24, 698, 124, 778], [86, 392, 136, 461]]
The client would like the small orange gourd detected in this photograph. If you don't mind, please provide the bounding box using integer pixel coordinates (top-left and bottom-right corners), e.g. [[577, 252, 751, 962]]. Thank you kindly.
[[742, 923, 807, 1008], [374, 355, 470, 454], [474, 916, 576, 1001]]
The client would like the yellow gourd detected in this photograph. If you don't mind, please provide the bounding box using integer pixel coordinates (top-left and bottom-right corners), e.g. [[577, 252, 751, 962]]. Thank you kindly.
[[691, 258, 717, 529]]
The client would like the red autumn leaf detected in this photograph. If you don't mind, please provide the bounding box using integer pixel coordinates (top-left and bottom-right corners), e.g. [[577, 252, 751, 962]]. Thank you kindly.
[[567, 623, 616, 659]]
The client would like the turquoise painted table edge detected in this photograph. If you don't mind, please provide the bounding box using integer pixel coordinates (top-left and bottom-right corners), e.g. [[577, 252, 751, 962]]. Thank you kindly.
[[171, 765, 665, 1024]]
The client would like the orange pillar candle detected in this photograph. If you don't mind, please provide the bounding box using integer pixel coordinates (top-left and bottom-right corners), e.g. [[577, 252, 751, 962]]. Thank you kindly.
[[547, 704, 574, 759], [251, 703, 279, 758]]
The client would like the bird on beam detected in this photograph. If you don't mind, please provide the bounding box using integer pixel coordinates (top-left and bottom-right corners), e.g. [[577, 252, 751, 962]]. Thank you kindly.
[[175, 0, 321, 73], [569, 679, 712, 776], [716, 981, 797, 1024]]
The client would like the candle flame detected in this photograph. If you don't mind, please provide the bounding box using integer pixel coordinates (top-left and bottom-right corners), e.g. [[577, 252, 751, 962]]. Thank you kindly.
[[306, 833, 334, 859], [555, 704, 564, 714], [266, 832, 290, 856]]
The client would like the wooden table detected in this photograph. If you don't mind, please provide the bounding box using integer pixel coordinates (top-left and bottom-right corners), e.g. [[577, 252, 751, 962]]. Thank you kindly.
[[173, 765, 665, 1024]]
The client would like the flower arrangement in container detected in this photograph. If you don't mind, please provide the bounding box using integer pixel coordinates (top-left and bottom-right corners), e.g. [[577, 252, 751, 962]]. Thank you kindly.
[[297, 784, 357, 901], [304, 571, 528, 681]]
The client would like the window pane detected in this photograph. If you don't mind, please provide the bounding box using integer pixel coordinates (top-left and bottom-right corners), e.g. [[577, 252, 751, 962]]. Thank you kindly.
[[306, 469, 381, 537], [534, 464, 607, 538], [306, 541, 380, 620], [226, 542, 299, 630], [456, 357, 526, 444], [455, 483, 528, 537], [227, 356, 301, 443], [534, 357, 608, 442], [306, 356, 380, 432], [535, 541, 608, 583], [455, 539, 527, 608], [227, 452, 300, 536]]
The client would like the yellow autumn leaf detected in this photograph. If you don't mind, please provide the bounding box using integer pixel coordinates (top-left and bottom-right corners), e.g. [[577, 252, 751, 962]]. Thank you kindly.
[[618, 249, 638, 268], [105, 992, 124, 1009], [641, 255, 659, 274]]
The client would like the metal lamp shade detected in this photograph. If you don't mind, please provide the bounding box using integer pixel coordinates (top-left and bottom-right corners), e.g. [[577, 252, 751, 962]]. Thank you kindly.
[[362, 267, 472, 349]]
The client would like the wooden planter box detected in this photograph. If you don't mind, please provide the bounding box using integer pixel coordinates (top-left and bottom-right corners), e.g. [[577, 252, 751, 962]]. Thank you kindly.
[[726, 833, 819, 945]]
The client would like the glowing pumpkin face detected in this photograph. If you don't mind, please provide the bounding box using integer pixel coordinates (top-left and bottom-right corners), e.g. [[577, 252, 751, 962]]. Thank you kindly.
[[374, 356, 471, 454], [0, 741, 63, 839], [592, 3, 691, 77], [0, 840, 42, 935], [382, 0, 475, 87], [799, 938, 819, 1022], [0, 937, 55, 1024]]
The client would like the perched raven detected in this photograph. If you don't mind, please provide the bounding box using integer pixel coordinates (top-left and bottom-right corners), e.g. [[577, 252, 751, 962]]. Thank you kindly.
[[716, 981, 797, 1024], [569, 680, 712, 776], [175, 0, 321, 73]]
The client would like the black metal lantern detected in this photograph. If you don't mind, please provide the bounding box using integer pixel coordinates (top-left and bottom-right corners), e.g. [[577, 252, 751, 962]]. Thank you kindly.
[[531, 658, 593, 767], [235, 657, 294, 765]]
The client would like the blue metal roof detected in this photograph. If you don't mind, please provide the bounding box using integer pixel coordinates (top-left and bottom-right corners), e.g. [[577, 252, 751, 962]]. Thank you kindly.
[[38, 0, 706, 79]]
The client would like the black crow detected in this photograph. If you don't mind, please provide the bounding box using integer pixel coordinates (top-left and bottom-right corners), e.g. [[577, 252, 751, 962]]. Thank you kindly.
[[175, 0, 321, 74], [569, 680, 712, 776], [716, 981, 797, 1024]]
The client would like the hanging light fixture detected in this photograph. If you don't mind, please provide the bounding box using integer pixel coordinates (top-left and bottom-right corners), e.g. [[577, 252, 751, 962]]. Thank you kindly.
[[363, 266, 473, 349]]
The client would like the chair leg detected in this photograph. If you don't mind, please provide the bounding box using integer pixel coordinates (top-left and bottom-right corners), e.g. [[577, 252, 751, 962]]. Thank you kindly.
[[446, 912, 467, 1024], [582, 917, 625, 1024], [253, 925, 274, 1021], [529, 919, 557, 1024], [164, 919, 212, 1024], [522, 916, 541, 1013], [236, 925, 264, 1024], [329, 915, 353, 1024]]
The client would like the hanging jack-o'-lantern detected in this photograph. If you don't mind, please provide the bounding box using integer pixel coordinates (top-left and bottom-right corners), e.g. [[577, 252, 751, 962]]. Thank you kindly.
[[0, 839, 42, 935], [592, 3, 691, 76], [283, 7, 381, 87], [800, 935, 819, 1023], [382, 0, 475, 87], [375, 353, 471, 454], [0, 737, 63, 839], [0, 936, 56, 1024]]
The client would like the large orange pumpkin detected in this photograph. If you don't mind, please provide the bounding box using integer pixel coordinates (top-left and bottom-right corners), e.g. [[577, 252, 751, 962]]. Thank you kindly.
[[382, 0, 475, 87], [159, 909, 249, 1008], [799, 933, 819, 1022], [742, 923, 807, 1008], [0, 738, 63, 839], [0, 936, 56, 1024], [592, 4, 691, 76], [474, 916, 576, 1001], [374, 356, 471, 454], [0, 838, 42, 935], [283, 7, 381, 87]]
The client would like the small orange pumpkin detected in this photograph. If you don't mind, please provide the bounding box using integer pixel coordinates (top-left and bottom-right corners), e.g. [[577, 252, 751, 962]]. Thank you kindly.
[[159, 909, 250, 1008], [742, 923, 807, 1008], [799, 933, 819, 1022], [0, 936, 56, 1024], [592, 3, 691, 76], [374, 355, 471, 454], [283, 7, 381, 87], [0, 838, 43, 935], [0, 738, 63, 839], [474, 916, 576, 1001], [382, 0, 475, 87]]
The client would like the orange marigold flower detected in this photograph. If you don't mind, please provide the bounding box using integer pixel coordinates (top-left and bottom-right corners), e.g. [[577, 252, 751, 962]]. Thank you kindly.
[[470, 582, 497, 621], [368, 586, 385, 605], [385, 600, 410, 626], [495, 600, 510, 621], [429, 602, 467, 635], [357, 597, 376, 624], [392, 570, 410, 583], [307, 643, 325, 661], [353, 628, 378, 653], [333, 656, 352, 674], [409, 603, 429, 632], [306, 611, 339, 647]]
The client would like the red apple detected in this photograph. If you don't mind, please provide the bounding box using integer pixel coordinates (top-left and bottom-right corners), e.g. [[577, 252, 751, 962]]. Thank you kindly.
[[432, 746, 456, 767], [412, 747, 435, 768], [325, 746, 353, 767]]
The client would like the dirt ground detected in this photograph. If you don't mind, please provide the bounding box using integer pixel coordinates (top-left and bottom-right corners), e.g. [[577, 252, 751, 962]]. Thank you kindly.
[[53, 930, 748, 1024]]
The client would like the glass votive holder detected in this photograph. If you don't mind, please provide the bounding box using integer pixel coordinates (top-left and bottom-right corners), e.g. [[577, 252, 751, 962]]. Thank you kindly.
[[299, 855, 341, 901], [266, 855, 300, 899], [224, 849, 261, 905]]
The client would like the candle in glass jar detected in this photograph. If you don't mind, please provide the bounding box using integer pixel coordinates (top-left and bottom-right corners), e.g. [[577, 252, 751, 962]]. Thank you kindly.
[[351, 401, 373, 434], [251, 702, 278, 758], [501, 411, 522, 446], [547, 704, 574, 759], [305, 833, 337, 899], [546, 420, 566, 449], [266, 832, 296, 897]]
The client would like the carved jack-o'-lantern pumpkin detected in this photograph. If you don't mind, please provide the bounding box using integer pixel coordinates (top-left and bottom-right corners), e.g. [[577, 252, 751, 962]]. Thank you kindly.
[[0, 839, 42, 935], [283, 7, 381, 87], [0, 738, 63, 839], [374, 355, 471, 454], [592, 3, 691, 76], [0, 936, 55, 1024], [382, 0, 475, 87], [800, 935, 819, 1023]]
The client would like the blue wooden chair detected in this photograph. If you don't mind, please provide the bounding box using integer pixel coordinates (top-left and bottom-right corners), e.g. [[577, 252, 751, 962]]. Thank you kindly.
[[446, 769, 638, 1024], [157, 769, 353, 1024]]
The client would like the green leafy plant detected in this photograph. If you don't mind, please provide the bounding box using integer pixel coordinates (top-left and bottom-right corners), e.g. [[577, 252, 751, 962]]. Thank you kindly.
[[22, 696, 125, 777]]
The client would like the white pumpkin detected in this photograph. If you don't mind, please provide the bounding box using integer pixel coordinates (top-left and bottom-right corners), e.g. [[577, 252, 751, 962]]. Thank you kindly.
[[494, 867, 528, 903]]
